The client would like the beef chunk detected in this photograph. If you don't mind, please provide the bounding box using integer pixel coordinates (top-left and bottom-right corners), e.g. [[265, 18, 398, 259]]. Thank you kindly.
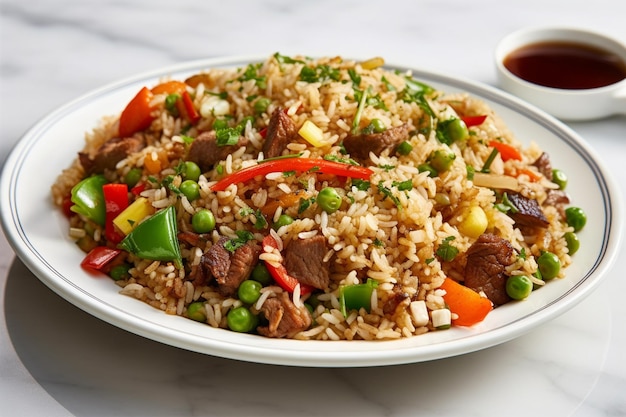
[[257, 292, 312, 338], [464, 233, 516, 306], [342, 123, 410, 164], [507, 192, 549, 228], [532, 152, 553, 180], [79, 135, 145, 175], [202, 236, 260, 296], [544, 189, 570, 219], [186, 131, 249, 172], [382, 287, 411, 315], [283, 235, 330, 290], [262, 108, 297, 158]]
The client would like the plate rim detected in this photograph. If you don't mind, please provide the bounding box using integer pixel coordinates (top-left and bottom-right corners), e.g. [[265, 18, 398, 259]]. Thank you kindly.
[[1, 55, 623, 367]]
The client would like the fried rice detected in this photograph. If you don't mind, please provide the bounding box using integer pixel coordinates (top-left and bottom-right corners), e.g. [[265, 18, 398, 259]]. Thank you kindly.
[[51, 53, 578, 340]]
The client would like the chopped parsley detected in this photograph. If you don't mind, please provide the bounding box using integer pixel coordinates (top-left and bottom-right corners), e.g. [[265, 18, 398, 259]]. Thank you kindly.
[[273, 52, 305, 65], [377, 182, 402, 209], [436, 236, 459, 262], [392, 179, 413, 191], [224, 230, 256, 253], [378, 164, 395, 172], [353, 86, 388, 111], [299, 64, 341, 83], [238, 63, 267, 89], [348, 68, 362, 87], [323, 154, 359, 166], [298, 196, 317, 213], [351, 179, 371, 191]]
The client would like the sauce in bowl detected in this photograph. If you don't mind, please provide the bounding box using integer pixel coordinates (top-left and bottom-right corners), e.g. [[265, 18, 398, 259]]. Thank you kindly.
[[503, 41, 626, 90]]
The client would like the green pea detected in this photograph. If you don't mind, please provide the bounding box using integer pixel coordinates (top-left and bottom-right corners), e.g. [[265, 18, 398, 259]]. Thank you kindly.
[[227, 306, 257, 333], [564, 231, 580, 255], [317, 187, 342, 213], [370, 118, 386, 133], [109, 263, 131, 281], [254, 97, 271, 114], [428, 149, 456, 173], [565, 207, 587, 232], [537, 251, 561, 280], [251, 263, 272, 285], [180, 180, 200, 201], [124, 168, 143, 188], [184, 161, 201, 182], [191, 209, 216, 233], [238, 280, 262, 304], [418, 163, 438, 177], [445, 118, 469, 143], [396, 140, 413, 156], [187, 302, 206, 322], [552, 169, 567, 190], [272, 214, 294, 231], [506, 275, 533, 300]]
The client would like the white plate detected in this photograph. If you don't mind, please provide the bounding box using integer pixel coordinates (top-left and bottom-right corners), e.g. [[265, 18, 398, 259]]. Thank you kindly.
[[1, 56, 622, 367]]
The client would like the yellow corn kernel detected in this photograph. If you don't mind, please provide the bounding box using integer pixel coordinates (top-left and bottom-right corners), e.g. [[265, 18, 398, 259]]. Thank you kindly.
[[458, 206, 488, 239], [298, 120, 325, 147], [360, 57, 385, 70], [113, 197, 154, 235]]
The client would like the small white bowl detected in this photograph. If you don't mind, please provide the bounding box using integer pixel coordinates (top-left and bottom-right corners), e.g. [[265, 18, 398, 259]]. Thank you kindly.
[[495, 27, 626, 121]]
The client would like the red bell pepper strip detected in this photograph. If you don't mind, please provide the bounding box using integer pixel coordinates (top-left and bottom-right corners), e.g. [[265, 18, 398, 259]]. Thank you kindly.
[[180, 91, 200, 124], [262, 235, 314, 295], [488, 140, 522, 161], [81, 246, 123, 271], [210, 157, 374, 192], [461, 115, 487, 127], [102, 183, 129, 243], [118, 87, 155, 138]]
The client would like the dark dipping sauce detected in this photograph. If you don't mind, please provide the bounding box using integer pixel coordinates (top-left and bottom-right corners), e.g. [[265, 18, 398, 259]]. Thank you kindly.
[[504, 41, 626, 89]]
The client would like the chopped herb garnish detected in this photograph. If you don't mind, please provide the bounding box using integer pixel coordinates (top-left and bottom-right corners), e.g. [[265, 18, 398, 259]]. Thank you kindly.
[[351, 179, 371, 191], [238, 63, 267, 89], [348, 68, 362, 87], [323, 154, 359, 166], [436, 236, 459, 262], [216, 127, 242, 146], [162, 175, 181, 195], [466, 165, 475, 180], [283, 170, 296, 177], [224, 230, 256, 253], [381, 76, 396, 91], [481, 148, 499, 173], [519, 247, 527, 260], [298, 196, 316, 214], [392, 180, 413, 191], [353, 86, 388, 111], [273, 52, 305, 65], [253, 209, 267, 230], [165, 93, 181, 117], [425, 257, 435, 264], [377, 182, 402, 209], [373, 239, 384, 247], [299, 64, 341, 83], [495, 192, 519, 214], [378, 164, 395, 172], [180, 135, 195, 145]]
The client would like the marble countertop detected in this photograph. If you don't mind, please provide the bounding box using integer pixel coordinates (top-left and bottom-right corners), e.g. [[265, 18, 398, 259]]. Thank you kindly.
[[1, 1, 625, 415]]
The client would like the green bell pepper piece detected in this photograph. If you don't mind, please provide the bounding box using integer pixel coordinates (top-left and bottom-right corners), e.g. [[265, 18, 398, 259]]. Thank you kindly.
[[340, 279, 379, 317], [70, 175, 108, 226], [119, 206, 182, 268]]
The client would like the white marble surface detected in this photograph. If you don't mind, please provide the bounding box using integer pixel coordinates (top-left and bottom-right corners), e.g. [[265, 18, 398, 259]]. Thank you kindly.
[[1, 1, 625, 416]]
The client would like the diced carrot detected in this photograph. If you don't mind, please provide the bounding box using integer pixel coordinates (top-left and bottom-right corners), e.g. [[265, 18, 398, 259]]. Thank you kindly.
[[488, 140, 522, 162], [440, 278, 493, 326], [260, 191, 309, 217], [118, 87, 155, 137], [151, 80, 187, 95], [144, 150, 168, 175]]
